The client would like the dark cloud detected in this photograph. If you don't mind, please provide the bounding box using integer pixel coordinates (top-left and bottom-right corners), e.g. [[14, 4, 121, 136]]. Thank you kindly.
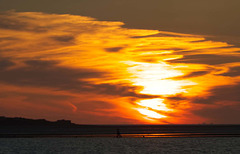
[[0, 37, 18, 42], [166, 95, 187, 101], [172, 71, 210, 79], [0, 37, 20, 51], [25, 60, 59, 67], [0, 90, 71, 100], [219, 66, 240, 77], [0, 59, 153, 98], [182, 71, 210, 78], [105, 47, 123, 52], [0, 59, 15, 69], [163, 95, 189, 109], [50, 35, 75, 43], [166, 83, 240, 123], [168, 54, 240, 65], [0, 12, 48, 32], [193, 104, 240, 124], [193, 83, 240, 104], [0, 59, 103, 90], [94, 83, 155, 98], [0, 14, 28, 30], [0, 91, 72, 108]]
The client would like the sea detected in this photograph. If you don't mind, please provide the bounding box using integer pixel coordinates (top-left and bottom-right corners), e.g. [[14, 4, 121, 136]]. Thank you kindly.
[[0, 137, 240, 154], [1, 125, 240, 153]]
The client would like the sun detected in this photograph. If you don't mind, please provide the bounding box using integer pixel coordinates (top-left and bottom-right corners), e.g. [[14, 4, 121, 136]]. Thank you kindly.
[[125, 61, 194, 120]]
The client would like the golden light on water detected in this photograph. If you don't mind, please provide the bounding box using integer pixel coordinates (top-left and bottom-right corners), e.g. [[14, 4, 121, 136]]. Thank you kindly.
[[1, 11, 240, 124]]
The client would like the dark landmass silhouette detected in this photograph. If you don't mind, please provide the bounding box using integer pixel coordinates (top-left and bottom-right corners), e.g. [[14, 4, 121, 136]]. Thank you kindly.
[[0, 116, 74, 126], [1, 116, 240, 138]]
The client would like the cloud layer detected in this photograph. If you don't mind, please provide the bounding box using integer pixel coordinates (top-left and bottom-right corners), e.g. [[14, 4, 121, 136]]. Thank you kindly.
[[0, 11, 240, 124]]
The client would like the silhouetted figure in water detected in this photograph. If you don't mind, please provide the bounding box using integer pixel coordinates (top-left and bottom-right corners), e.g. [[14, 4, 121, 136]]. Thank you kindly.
[[116, 129, 122, 138]]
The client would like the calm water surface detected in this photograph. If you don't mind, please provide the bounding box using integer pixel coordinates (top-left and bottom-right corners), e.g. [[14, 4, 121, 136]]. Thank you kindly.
[[0, 137, 240, 154]]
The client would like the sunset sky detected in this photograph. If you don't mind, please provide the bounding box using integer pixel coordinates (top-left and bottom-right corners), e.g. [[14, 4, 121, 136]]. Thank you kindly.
[[0, 0, 240, 124]]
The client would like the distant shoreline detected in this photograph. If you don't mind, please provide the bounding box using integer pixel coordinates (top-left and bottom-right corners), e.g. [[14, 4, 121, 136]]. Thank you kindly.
[[1, 133, 240, 138]]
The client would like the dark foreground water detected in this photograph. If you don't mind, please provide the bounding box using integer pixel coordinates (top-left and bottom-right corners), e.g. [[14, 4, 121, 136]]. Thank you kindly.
[[0, 137, 240, 154]]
